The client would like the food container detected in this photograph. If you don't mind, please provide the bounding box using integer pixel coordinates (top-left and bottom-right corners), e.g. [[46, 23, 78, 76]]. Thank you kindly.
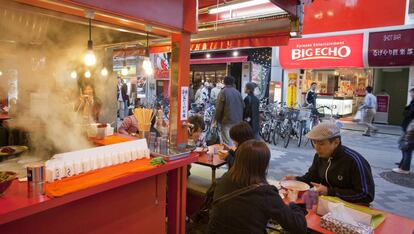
[[27, 163, 45, 183], [280, 180, 310, 198], [320, 212, 373, 234]]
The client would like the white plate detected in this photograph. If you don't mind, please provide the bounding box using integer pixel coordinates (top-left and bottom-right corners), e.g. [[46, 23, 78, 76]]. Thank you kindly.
[[280, 180, 310, 191]]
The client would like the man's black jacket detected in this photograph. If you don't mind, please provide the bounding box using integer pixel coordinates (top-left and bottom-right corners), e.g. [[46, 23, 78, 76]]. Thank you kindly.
[[296, 145, 375, 204]]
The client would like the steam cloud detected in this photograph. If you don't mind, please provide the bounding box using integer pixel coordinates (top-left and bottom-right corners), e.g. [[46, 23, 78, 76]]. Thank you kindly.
[[0, 4, 116, 160]]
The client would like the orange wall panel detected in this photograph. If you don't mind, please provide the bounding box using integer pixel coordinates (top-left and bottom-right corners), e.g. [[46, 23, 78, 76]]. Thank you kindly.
[[303, 0, 406, 34]]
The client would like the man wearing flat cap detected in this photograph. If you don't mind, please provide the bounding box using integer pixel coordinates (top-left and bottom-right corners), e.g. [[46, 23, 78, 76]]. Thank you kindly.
[[284, 122, 375, 204]]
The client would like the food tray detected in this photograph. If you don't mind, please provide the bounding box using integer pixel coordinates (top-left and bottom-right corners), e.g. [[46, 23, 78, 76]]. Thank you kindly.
[[150, 147, 191, 161]]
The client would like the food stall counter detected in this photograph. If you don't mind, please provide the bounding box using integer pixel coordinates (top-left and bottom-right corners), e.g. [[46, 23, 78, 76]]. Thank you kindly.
[[0, 153, 198, 234]]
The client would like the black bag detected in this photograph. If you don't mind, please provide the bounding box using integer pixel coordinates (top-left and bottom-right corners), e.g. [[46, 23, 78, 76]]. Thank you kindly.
[[187, 183, 265, 234], [205, 127, 220, 146]]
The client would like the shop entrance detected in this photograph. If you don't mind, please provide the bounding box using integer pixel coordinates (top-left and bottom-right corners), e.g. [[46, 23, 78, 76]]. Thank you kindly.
[[373, 68, 410, 125]]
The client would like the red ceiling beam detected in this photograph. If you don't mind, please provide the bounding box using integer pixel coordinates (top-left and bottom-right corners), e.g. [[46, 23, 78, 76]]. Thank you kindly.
[[269, 0, 299, 18]]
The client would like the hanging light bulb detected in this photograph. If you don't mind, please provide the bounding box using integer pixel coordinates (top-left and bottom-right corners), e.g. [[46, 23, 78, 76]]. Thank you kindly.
[[84, 18, 96, 66], [142, 31, 153, 75], [121, 66, 129, 76], [0, 70, 3, 77], [142, 57, 153, 75], [84, 70, 91, 78], [70, 71, 77, 79], [100, 67, 108, 77]]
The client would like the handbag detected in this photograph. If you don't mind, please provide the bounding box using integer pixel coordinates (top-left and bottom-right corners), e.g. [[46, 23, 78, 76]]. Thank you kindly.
[[205, 127, 220, 146], [353, 110, 363, 122], [187, 183, 265, 234]]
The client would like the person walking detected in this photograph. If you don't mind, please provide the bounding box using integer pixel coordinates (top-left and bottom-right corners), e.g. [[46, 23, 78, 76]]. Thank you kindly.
[[360, 86, 378, 137], [305, 82, 317, 108], [117, 77, 128, 120], [210, 82, 222, 104], [243, 82, 260, 139], [213, 76, 244, 147], [394, 88, 414, 174]]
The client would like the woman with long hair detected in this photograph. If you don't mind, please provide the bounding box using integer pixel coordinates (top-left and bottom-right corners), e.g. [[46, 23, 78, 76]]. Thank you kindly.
[[208, 140, 307, 234]]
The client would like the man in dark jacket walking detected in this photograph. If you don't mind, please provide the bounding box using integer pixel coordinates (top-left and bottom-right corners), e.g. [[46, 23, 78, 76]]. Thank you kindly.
[[214, 76, 244, 146], [284, 122, 375, 205], [243, 82, 260, 139]]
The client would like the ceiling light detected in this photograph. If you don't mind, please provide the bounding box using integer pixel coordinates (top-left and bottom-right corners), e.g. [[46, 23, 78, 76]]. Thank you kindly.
[[209, 0, 270, 14], [142, 32, 153, 76], [206, 53, 211, 58], [84, 18, 96, 66], [100, 67, 108, 77], [0, 70, 3, 77], [290, 32, 298, 37], [233, 51, 239, 57], [70, 71, 77, 79], [121, 66, 129, 76], [84, 70, 91, 78]]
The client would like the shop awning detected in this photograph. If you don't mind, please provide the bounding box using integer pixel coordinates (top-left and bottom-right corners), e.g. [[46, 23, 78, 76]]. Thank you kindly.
[[150, 33, 289, 54], [190, 56, 248, 65]]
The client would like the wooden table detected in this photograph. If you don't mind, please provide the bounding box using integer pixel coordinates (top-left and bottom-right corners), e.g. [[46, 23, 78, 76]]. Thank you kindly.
[[194, 153, 226, 184], [303, 205, 414, 234]]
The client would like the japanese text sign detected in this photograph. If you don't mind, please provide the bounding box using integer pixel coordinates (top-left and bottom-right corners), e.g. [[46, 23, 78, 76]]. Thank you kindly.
[[368, 29, 414, 66], [180, 87, 189, 120], [279, 34, 364, 69]]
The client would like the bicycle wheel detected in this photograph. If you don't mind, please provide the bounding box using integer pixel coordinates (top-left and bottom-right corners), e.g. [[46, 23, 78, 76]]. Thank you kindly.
[[283, 122, 292, 148], [272, 122, 281, 145], [297, 121, 304, 147]]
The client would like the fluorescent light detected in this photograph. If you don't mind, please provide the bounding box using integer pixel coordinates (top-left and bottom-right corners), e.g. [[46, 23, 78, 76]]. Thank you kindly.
[[209, 0, 270, 14], [290, 32, 298, 37]]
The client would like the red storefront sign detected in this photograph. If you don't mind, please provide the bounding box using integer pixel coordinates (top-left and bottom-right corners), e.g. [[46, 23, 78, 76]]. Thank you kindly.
[[377, 95, 390, 113], [279, 34, 364, 69], [368, 29, 414, 66], [151, 53, 170, 80]]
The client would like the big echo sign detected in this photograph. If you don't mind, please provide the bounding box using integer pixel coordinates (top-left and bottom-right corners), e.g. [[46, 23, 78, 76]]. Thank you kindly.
[[279, 34, 364, 69]]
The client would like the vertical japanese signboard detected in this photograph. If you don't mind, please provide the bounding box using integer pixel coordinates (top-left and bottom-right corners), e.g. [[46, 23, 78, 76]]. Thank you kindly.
[[368, 29, 414, 66], [180, 87, 189, 120]]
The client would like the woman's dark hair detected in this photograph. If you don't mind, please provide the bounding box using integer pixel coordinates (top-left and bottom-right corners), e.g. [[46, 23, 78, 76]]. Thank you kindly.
[[229, 122, 255, 145], [228, 140, 270, 186], [188, 115, 205, 132], [311, 82, 317, 86], [366, 86, 373, 93], [245, 82, 256, 93], [224, 76, 235, 86]]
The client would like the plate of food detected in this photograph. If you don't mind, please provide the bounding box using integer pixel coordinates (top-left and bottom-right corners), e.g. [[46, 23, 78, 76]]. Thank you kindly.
[[280, 180, 310, 192], [0, 171, 17, 195], [0, 145, 28, 157]]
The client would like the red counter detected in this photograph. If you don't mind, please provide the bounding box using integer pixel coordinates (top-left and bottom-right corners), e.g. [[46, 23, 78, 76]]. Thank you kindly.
[[0, 154, 198, 234]]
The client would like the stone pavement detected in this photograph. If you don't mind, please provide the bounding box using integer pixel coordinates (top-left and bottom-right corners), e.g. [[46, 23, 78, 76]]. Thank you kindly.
[[266, 129, 414, 220]]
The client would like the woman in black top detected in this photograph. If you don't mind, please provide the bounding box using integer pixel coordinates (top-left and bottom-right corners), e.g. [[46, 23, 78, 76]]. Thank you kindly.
[[208, 140, 307, 234], [218, 122, 254, 169]]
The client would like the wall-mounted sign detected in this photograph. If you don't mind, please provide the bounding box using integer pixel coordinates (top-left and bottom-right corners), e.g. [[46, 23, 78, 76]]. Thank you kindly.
[[180, 87, 189, 121], [279, 34, 364, 69], [368, 29, 414, 67], [151, 53, 170, 80]]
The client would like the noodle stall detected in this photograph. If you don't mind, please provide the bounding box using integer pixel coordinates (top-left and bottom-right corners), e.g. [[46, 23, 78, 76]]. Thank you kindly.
[[0, 0, 196, 233]]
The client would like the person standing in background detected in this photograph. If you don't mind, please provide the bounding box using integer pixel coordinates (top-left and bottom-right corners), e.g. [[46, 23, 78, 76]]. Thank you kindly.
[[117, 77, 128, 120], [213, 76, 244, 146], [243, 82, 260, 139], [210, 82, 222, 104], [394, 88, 414, 174], [360, 86, 378, 137], [305, 82, 317, 108]]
